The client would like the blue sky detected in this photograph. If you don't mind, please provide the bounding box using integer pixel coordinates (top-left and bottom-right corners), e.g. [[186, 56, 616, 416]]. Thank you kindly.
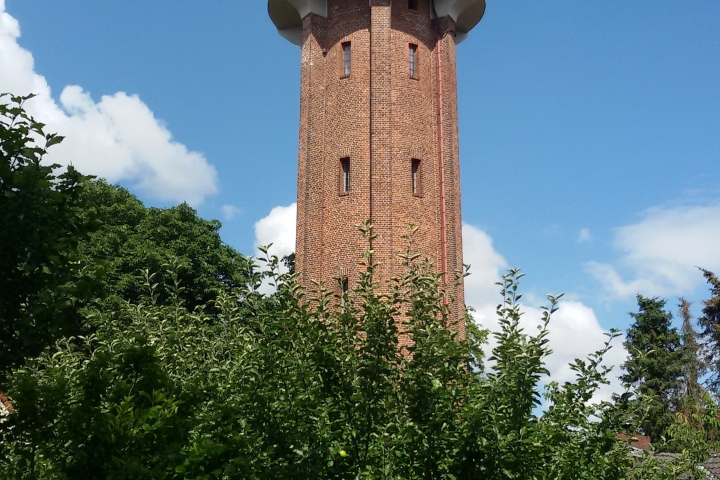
[[2, 1, 719, 397]]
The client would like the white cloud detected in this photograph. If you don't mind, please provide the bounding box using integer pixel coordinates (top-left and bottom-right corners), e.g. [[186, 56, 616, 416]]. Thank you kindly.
[[254, 203, 297, 260], [537, 301, 626, 402], [578, 228, 593, 243], [462, 224, 508, 310], [0, 4, 218, 205], [462, 223, 625, 402], [222, 204, 243, 221], [252, 203, 296, 293], [586, 204, 720, 299]]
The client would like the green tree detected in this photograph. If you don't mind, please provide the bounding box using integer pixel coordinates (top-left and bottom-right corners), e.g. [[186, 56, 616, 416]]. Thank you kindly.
[[678, 298, 706, 413], [698, 269, 720, 391], [0, 94, 95, 381], [1, 96, 252, 385], [620, 296, 683, 443], [76, 179, 251, 311]]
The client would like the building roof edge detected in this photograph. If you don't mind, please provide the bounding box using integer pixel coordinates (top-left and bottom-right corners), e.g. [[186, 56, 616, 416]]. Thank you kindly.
[[267, 0, 485, 46]]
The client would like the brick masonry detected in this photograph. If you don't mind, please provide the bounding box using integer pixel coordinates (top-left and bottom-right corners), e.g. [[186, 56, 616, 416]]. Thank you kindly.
[[0, 392, 12, 413], [294, 0, 466, 340]]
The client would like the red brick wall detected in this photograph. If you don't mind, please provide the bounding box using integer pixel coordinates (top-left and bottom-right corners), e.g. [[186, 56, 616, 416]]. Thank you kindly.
[[616, 434, 653, 452], [295, 0, 466, 338], [0, 392, 12, 412]]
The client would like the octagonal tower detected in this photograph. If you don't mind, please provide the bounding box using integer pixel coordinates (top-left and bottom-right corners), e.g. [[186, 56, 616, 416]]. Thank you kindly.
[[268, 0, 485, 336]]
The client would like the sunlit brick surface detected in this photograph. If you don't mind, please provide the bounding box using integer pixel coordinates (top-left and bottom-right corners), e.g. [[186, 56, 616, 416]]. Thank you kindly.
[[294, 0, 466, 341]]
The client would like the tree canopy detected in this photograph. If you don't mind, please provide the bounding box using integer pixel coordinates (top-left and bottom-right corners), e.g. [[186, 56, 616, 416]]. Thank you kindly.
[[0, 94, 94, 379], [76, 179, 252, 311], [0, 95, 252, 387]]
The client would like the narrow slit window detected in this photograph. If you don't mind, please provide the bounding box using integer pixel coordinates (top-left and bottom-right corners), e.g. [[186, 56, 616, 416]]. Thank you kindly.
[[341, 277, 349, 309], [409, 44, 418, 79], [411, 159, 421, 195], [342, 42, 351, 77], [408, 0, 418, 10], [340, 157, 350, 193]]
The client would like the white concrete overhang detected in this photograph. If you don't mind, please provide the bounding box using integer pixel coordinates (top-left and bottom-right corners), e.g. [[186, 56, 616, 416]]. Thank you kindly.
[[267, 0, 485, 45], [434, 0, 486, 43], [268, 0, 328, 44]]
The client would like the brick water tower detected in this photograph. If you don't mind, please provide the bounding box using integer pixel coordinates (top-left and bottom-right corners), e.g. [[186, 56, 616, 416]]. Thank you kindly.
[[268, 0, 485, 332]]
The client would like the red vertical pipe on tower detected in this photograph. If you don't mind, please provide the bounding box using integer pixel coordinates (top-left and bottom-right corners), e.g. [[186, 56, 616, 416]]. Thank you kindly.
[[435, 31, 449, 300], [369, 2, 374, 266]]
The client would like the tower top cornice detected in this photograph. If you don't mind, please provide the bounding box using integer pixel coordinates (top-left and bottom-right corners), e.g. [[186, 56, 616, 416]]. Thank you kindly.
[[267, 0, 486, 45]]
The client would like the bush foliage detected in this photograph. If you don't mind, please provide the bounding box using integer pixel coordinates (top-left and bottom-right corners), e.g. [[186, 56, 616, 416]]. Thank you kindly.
[[1, 250, 715, 479]]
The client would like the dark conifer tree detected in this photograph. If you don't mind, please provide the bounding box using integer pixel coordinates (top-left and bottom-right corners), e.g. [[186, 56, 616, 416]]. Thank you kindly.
[[678, 298, 707, 413], [698, 269, 720, 392], [621, 296, 683, 442]]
